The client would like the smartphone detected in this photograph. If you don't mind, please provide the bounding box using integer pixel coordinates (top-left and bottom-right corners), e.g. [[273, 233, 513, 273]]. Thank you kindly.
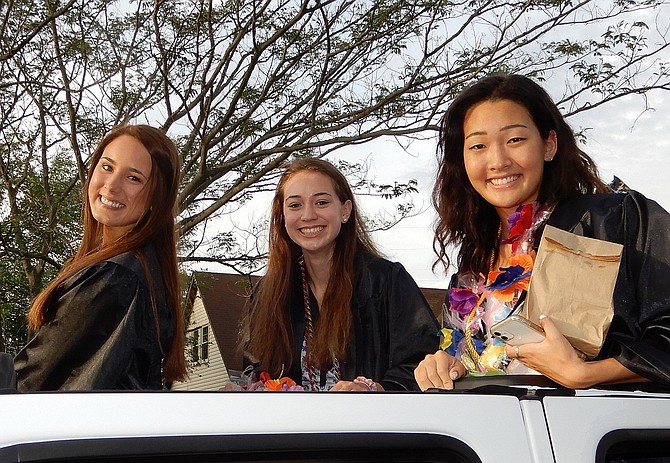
[[491, 315, 545, 346]]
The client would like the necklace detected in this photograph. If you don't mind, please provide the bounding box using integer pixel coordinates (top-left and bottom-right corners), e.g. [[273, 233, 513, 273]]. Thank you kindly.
[[299, 257, 340, 390], [489, 223, 502, 273]]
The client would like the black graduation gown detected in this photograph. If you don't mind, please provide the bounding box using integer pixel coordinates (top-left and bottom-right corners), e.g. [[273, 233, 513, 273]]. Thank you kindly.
[[547, 191, 670, 386], [287, 252, 441, 391], [14, 245, 174, 391]]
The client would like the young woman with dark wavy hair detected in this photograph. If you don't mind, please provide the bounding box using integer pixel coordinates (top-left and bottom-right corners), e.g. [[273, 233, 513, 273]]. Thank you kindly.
[[15, 124, 186, 390], [414, 74, 670, 390], [243, 158, 438, 391]]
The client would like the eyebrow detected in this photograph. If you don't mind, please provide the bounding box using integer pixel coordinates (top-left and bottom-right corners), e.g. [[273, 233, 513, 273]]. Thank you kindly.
[[465, 123, 529, 140], [285, 192, 333, 201], [101, 156, 149, 181]]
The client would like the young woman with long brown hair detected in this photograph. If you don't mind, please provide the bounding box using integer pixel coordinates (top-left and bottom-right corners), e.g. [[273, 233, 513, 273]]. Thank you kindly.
[[14, 124, 186, 390], [414, 74, 670, 390], [243, 158, 439, 391]]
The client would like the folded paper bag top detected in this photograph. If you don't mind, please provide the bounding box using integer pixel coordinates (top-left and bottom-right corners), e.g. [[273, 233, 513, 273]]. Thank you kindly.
[[523, 225, 623, 359]]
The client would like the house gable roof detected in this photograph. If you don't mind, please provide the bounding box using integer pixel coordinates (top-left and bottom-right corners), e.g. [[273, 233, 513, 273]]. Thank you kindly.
[[190, 272, 260, 371]]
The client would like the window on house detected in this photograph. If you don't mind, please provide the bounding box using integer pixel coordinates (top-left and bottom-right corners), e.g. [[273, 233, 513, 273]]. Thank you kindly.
[[188, 325, 209, 363], [201, 325, 209, 360], [188, 328, 199, 362]]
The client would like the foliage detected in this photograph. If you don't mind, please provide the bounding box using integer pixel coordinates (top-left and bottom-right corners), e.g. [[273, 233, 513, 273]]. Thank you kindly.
[[1, 0, 669, 352]]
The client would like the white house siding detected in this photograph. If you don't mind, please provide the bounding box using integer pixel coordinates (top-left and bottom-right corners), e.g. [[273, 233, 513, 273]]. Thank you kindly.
[[171, 291, 230, 391]]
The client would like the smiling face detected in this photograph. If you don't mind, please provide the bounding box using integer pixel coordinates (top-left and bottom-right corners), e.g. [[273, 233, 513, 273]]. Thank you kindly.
[[87, 134, 153, 244], [282, 170, 352, 260], [462, 99, 557, 221]]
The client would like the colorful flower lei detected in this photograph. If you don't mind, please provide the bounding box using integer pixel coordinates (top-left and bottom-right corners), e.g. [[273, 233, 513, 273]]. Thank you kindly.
[[240, 371, 305, 391], [440, 202, 552, 373], [259, 372, 304, 391], [486, 254, 533, 303], [501, 203, 534, 254]]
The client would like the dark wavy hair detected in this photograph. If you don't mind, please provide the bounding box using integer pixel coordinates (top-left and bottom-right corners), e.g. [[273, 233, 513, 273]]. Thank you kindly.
[[243, 158, 380, 376], [433, 74, 607, 275], [28, 124, 186, 382]]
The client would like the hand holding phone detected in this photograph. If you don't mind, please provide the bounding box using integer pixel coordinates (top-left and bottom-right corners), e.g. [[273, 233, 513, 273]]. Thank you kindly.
[[491, 315, 545, 346]]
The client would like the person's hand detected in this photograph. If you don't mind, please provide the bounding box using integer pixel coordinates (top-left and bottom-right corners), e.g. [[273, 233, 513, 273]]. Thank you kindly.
[[505, 315, 589, 388], [329, 379, 383, 392], [414, 350, 466, 391]]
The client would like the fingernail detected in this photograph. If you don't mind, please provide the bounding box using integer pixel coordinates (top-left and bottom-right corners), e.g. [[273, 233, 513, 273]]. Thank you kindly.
[[450, 371, 458, 380], [539, 314, 547, 319]]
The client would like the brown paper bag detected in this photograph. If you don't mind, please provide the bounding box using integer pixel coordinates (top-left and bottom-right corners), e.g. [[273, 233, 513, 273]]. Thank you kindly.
[[523, 225, 623, 358]]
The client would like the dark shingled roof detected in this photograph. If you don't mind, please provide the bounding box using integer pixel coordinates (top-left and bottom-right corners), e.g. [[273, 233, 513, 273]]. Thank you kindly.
[[187, 272, 445, 370]]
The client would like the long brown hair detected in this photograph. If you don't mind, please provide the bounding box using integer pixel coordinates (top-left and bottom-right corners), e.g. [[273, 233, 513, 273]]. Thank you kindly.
[[244, 158, 380, 376], [433, 74, 608, 275], [28, 124, 186, 382]]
